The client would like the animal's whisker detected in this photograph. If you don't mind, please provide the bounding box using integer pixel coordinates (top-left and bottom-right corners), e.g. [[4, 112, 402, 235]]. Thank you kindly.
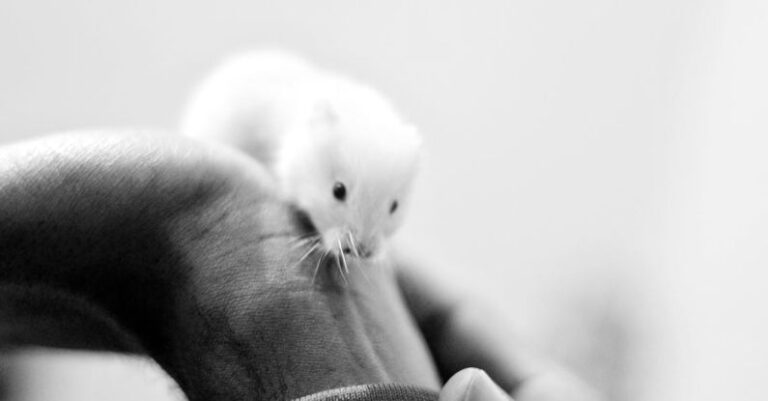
[[355, 257, 371, 285], [334, 251, 348, 286], [337, 239, 350, 275], [289, 234, 315, 243], [346, 231, 360, 257], [296, 242, 320, 266], [290, 235, 320, 249], [344, 232, 371, 285], [312, 249, 329, 285], [290, 240, 309, 250]]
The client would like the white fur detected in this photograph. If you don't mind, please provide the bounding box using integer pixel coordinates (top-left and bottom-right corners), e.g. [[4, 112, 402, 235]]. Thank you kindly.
[[181, 50, 421, 258]]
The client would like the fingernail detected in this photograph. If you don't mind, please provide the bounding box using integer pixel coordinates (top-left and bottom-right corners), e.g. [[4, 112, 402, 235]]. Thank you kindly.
[[465, 369, 512, 401]]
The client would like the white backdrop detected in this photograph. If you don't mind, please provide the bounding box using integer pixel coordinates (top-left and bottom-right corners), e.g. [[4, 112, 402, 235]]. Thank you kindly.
[[1, 1, 767, 400]]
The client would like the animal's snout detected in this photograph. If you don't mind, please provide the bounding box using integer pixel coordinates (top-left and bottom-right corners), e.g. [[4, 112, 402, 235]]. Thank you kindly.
[[340, 232, 377, 258], [355, 242, 375, 259]]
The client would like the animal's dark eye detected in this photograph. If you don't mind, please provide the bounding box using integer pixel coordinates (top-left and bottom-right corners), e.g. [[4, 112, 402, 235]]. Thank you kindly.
[[389, 200, 399, 214], [333, 182, 347, 202]]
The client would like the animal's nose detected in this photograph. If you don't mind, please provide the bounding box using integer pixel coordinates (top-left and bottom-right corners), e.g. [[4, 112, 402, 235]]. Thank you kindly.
[[356, 243, 374, 259]]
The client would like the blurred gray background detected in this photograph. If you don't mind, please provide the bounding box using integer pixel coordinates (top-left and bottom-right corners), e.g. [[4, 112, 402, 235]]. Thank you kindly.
[[1, 1, 767, 400]]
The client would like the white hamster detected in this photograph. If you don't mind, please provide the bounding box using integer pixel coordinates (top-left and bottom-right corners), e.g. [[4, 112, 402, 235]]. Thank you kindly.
[[181, 51, 421, 260]]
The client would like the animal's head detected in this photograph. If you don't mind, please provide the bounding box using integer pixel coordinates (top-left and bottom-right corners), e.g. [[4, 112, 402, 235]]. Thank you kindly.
[[279, 99, 421, 259]]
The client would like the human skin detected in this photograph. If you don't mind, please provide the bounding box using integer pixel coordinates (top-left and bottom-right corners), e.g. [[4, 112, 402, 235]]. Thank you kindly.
[[0, 131, 599, 401]]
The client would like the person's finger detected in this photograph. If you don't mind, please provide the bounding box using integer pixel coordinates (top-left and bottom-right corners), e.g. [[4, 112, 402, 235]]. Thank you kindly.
[[439, 368, 512, 401]]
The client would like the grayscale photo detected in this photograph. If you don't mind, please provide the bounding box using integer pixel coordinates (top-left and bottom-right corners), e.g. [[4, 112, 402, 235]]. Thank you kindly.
[[1, 1, 766, 400]]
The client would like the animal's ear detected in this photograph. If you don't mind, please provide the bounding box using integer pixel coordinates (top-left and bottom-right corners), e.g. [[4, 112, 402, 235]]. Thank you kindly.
[[397, 123, 424, 173], [310, 100, 338, 128]]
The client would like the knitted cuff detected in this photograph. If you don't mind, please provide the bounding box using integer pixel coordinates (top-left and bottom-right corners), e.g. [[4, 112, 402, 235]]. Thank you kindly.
[[292, 383, 439, 401]]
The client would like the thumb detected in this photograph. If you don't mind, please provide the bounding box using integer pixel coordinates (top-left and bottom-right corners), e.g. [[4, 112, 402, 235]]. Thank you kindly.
[[439, 368, 512, 401]]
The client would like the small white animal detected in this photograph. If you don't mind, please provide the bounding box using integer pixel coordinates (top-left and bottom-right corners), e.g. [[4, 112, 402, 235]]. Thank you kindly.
[[181, 51, 421, 261]]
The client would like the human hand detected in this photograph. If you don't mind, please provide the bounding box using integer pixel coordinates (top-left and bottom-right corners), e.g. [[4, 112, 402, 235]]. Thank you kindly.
[[0, 130, 601, 401], [0, 131, 440, 400]]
